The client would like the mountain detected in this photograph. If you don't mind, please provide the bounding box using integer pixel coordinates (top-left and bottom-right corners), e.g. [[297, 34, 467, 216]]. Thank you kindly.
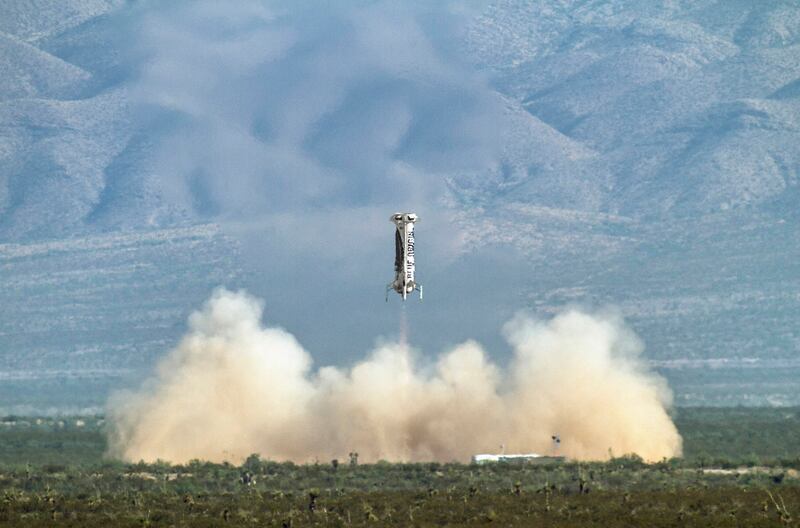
[[458, 0, 800, 405], [0, 0, 798, 411], [463, 0, 800, 218]]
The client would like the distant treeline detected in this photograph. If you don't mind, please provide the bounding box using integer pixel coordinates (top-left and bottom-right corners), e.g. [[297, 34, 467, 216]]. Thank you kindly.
[[674, 407, 800, 465], [0, 407, 799, 468]]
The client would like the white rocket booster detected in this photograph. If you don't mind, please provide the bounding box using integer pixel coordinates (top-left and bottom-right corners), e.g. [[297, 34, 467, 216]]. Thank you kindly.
[[387, 212, 422, 301]]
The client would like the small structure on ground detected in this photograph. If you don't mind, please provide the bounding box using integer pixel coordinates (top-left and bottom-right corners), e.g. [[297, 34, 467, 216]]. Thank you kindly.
[[471, 453, 566, 464]]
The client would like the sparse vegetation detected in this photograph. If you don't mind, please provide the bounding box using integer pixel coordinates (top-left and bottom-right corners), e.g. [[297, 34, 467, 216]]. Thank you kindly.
[[0, 408, 797, 526]]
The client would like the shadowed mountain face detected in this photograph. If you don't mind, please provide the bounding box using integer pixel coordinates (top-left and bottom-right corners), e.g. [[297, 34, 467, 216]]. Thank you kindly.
[[0, 0, 798, 411]]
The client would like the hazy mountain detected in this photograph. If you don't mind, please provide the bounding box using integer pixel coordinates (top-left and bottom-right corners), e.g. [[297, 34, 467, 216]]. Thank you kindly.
[[457, 0, 800, 405], [0, 0, 798, 412]]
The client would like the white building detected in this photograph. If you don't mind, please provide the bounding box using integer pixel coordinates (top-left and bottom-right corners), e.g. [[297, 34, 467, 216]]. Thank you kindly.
[[471, 453, 565, 464]]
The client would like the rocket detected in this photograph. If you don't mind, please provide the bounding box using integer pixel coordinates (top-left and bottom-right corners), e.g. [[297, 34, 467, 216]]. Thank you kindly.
[[386, 212, 422, 301]]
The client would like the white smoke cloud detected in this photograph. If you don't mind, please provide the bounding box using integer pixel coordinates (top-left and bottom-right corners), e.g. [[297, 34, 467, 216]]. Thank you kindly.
[[132, 1, 502, 232], [107, 288, 682, 463]]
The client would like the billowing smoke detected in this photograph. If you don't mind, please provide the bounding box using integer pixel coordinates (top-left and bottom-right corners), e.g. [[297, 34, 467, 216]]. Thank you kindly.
[[106, 289, 682, 463]]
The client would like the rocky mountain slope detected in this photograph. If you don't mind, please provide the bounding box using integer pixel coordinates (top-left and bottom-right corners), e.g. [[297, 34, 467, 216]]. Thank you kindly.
[[0, 0, 798, 410]]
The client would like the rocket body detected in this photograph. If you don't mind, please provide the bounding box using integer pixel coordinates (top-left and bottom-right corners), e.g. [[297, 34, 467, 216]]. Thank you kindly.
[[388, 212, 422, 301]]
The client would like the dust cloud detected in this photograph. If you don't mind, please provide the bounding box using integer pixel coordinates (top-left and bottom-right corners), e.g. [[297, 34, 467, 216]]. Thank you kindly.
[[106, 289, 682, 464]]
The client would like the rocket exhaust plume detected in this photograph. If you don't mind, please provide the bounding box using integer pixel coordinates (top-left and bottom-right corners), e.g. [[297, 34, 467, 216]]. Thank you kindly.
[[399, 303, 408, 348], [106, 289, 682, 464]]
